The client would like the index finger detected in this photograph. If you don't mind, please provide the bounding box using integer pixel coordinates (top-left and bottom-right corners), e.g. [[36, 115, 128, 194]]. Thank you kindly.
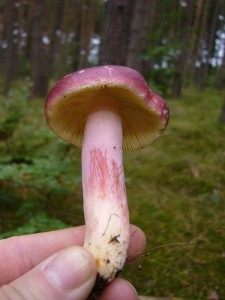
[[0, 224, 146, 286]]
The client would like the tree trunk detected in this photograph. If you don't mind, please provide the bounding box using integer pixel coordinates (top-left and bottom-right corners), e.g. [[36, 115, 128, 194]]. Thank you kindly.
[[99, 0, 134, 65], [17, 0, 24, 55], [215, 2, 225, 90], [47, 0, 65, 79], [172, 0, 194, 98], [70, 0, 82, 71], [3, 0, 20, 96], [200, 0, 219, 89], [24, 0, 33, 63], [78, 0, 96, 69], [216, 60, 225, 90], [185, 0, 204, 78], [193, 0, 210, 85], [168, 0, 180, 40], [126, 0, 153, 75], [30, 0, 48, 99], [56, 0, 71, 76], [219, 99, 225, 124]]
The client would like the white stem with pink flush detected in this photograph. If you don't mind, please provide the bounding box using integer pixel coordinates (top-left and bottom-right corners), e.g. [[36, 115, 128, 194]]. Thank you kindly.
[[82, 96, 130, 283]]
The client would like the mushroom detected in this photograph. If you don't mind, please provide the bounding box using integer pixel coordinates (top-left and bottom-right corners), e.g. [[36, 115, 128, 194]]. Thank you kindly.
[[45, 65, 169, 299]]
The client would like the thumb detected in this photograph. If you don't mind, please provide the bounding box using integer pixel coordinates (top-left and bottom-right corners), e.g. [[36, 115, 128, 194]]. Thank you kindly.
[[0, 246, 97, 300]]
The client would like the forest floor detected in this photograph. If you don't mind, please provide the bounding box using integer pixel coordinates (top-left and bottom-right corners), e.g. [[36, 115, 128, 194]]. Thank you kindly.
[[0, 85, 225, 299]]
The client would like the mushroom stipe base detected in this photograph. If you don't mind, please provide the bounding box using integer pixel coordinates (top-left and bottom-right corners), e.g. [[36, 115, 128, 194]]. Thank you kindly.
[[87, 270, 121, 300]]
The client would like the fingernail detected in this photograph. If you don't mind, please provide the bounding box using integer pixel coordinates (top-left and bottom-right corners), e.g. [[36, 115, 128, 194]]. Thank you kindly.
[[43, 247, 95, 291]]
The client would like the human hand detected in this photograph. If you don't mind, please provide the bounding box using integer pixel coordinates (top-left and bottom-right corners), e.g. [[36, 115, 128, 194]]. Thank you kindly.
[[0, 225, 146, 300]]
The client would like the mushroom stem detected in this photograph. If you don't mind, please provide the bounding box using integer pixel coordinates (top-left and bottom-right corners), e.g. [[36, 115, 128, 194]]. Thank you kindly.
[[82, 96, 130, 294]]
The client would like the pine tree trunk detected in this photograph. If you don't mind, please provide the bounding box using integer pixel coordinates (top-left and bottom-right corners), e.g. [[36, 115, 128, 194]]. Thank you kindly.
[[30, 0, 48, 99], [193, 0, 210, 85], [126, 0, 153, 74], [172, 0, 194, 98], [99, 0, 134, 65], [219, 99, 225, 124], [186, 0, 204, 74], [47, 0, 65, 79], [216, 38, 225, 90], [0, 14, 2, 77], [200, 0, 219, 89], [3, 0, 20, 96], [71, 1, 82, 70], [168, 0, 180, 40], [78, 0, 96, 69], [215, 2, 225, 90]]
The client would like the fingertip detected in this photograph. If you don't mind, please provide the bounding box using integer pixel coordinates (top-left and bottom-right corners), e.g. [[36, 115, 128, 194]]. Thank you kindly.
[[128, 225, 147, 261], [98, 278, 138, 300]]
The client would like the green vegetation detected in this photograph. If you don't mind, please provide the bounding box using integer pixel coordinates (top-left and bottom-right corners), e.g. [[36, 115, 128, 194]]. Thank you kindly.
[[0, 86, 225, 299]]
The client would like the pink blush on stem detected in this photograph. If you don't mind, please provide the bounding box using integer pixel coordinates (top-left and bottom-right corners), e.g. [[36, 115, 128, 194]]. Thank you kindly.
[[81, 101, 130, 287]]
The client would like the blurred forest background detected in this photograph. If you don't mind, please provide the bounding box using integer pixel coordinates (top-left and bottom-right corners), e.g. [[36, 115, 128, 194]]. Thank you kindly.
[[1, 0, 225, 99], [0, 0, 225, 299]]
